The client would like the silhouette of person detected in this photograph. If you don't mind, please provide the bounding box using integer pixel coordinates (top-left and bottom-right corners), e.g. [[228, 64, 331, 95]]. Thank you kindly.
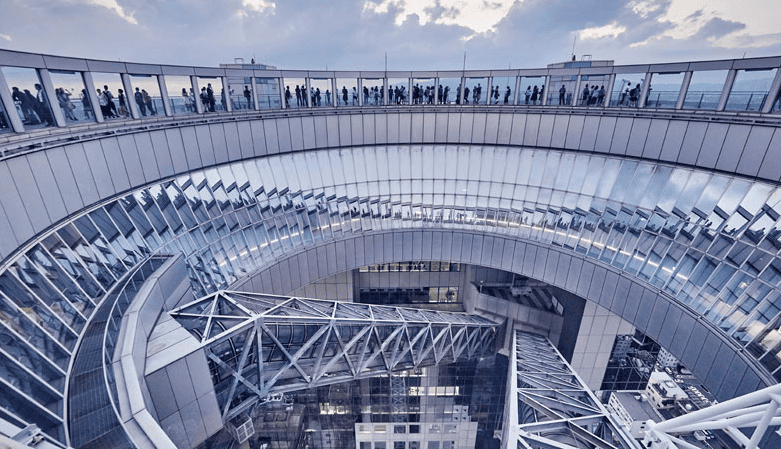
[[135, 87, 146, 116]]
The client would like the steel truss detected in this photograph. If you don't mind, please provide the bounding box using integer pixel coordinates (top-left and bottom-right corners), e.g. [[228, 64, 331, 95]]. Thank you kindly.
[[512, 330, 638, 449], [644, 383, 781, 449], [170, 291, 498, 421]]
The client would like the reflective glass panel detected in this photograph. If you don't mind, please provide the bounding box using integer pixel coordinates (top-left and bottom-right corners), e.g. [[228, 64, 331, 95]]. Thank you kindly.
[[48, 70, 95, 123], [610, 73, 646, 107], [491, 76, 515, 105], [164, 75, 196, 115], [254, 77, 281, 109], [336, 78, 358, 106], [411, 78, 435, 105], [464, 77, 488, 105], [129, 74, 163, 117], [0, 90, 13, 133], [2, 66, 56, 129], [196, 76, 225, 112], [283, 77, 307, 108], [577, 74, 611, 107], [547, 74, 577, 106], [227, 78, 252, 111], [644, 72, 684, 109], [362, 78, 385, 105], [519, 76, 545, 105], [726, 68, 779, 112], [90, 72, 129, 120], [387, 77, 409, 105], [309, 78, 332, 107], [437, 77, 460, 105], [683, 70, 728, 110]]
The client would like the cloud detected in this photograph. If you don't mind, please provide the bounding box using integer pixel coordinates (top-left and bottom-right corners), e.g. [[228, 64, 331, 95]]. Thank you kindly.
[[239, 0, 275, 17], [0, 34, 11, 41], [81, 0, 137, 24], [579, 22, 626, 40]]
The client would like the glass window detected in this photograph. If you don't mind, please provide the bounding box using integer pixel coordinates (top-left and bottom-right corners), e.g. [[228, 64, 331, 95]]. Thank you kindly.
[[436, 77, 459, 105], [726, 68, 779, 112], [309, 78, 332, 107], [644, 72, 684, 109], [382, 77, 406, 105], [0, 88, 14, 132], [610, 73, 646, 107], [226, 79, 251, 111], [2, 66, 56, 129], [491, 75, 515, 105], [129, 75, 163, 117], [519, 76, 545, 105], [48, 69, 95, 124], [411, 78, 435, 105], [336, 77, 358, 106], [164, 75, 196, 115], [362, 78, 385, 105], [683, 70, 728, 110], [196, 76, 225, 112], [771, 83, 781, 113], [254, 77, 281, 109], [547, 75, 577, 106], [464, 77, 488, 105], [283, 77, 307, 108], [89, 72, 129, 120], [577, 75, 610, 107]]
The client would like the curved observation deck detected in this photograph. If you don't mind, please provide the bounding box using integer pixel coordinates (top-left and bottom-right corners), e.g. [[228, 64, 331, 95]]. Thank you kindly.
[[1, 49, 781, 446]]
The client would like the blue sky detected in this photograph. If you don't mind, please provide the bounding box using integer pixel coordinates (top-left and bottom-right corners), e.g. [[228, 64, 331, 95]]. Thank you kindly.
[[0, 0, 779, 70]]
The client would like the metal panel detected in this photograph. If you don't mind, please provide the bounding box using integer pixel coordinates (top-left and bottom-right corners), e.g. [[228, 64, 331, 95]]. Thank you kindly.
[[223, 122, 243, 162], [301, 116, 316, 150], [737, 127, 774, 177], [564, 115, 585, 149], [350, 114, 363, 145], [696, 122, 729, 168], [263, 119, 280, 154], [115, 134, 145, 188], [594, 116, 617, 154], [288, 117, 305, 151], [537, 114, 555, 148], [459, 112, 473, 143], [43, 146, 84, 214], [4, 158, 49, 235], [25, 152, 67, 224], [550, 114, 569, 149], [625, 118, 651, 157], [275, 117, 293, 153], [374, 113, 388, 145], [82, 139, 118, 197], [131, 132, 161, 183], [435, 111, 449, 142], [715, 124, 751, 173], [362, 114, 376, 145], [410, 112, 424, 142], [758, 129, 781, 182], [194, 125, 217, 167], [579, 115, 600, 151], [423, 112, 436, 142], [178, 127, 204, 171], [386, 113, 400, 144], [576, 262, 595, 298], [471, 112, 487, 144], [447, 112, 461, 142], [609, 117, 633, 156], [497, 112, 513, 144], [523, 114, 540, 146], [398, 113, 412, 143], [645, 296, 669, 341], [657, 120, 686, 162]]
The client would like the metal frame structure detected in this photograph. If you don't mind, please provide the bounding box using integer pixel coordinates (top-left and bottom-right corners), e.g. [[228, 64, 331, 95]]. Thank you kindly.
[[512, 330, 638, 449], [645, 383, 781, 449], [170, 291, 498, 421]]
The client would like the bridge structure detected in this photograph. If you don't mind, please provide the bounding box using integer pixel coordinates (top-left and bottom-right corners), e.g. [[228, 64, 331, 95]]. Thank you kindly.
[[0, 49, 781, 447]]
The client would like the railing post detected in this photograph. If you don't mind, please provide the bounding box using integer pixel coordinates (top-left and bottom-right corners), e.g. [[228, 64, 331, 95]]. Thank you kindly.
[[0, 67, 26, 132], [39, 68, 66, 127], [761, 66, 781, 113], [158, 75, 173, 117], [676, 71, 692, 110], [82, 71, 104, 123], [191, 75, 204, 114], [717, 68, 737, 111]]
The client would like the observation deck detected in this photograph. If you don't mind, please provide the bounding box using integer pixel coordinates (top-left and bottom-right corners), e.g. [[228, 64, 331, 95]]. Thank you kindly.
[[1, 49, 781, 447]]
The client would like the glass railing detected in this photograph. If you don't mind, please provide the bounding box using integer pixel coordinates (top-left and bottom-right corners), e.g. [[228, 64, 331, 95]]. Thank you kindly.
[[0, 51, 778, 135]]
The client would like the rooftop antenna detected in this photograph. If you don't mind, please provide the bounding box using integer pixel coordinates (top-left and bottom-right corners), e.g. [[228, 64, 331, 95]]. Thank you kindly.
[[571, 33, 577, 60], [385, 52, 387, 71]]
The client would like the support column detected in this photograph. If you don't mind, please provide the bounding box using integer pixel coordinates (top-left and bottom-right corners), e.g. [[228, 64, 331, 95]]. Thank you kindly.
[[0, 68, 26, 132], [39, 68, 66, 127], [638, 72, 653, 108], [279, 78, 287, 109], [222, 76, 232, 112], [123, 74, 141, 118], [676, 71, 693, 110], [251, 76, 260, 110], [158, 75, 173, 117], [574, 74, 582, 107], [191, 75, 203, 114], [357, 78, 363, 106], [717, 69, 737, 111], [541, 75, 550, 106], [82, 71, 104, 122], [513, 75, 520, 105], [761, 68, 781, 113]]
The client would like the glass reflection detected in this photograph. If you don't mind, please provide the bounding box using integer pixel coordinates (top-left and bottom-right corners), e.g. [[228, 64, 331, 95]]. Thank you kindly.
[[89, 72, 129, 120], [2, 66, 56, 129], [491, 76, 514, 105], [362, 78, 385, 105], [164, 75, 196, 115], [129, 75, 162, 117], [644, 72, 684, 109], [519, 76, 545, 105], [387, 78, 408, 105], [411, 78, 434, 105], [48, 70, 94, 123], [309, 78, 332, 107], [726, 68, 779, 112], [610, 73, 646, 107], [683, 70, 728, 110], [577, 75, 610, 107], [436, 77, 459, 105], [227, 80, 252, 110], [196, 76, 225, 112], [283, 77, 307, 108], [254, 77, 281, 109]]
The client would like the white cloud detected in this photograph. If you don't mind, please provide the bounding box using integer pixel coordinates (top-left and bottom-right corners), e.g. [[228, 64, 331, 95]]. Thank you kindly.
[[578, 22, 626, 40], [0, 34, 11, 42], [363, 0, 519, 37], [239, 0, 276, 17], [82, 0, 137, 24]]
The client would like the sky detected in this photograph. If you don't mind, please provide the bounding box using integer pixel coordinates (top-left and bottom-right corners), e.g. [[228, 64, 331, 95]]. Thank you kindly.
[[0, 0, 779, 71]]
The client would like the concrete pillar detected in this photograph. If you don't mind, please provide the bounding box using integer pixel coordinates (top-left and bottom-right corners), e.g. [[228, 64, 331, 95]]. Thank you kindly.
[[190, 76, 203, 114], [82, 71, 104, 122], [158, 75, 173, 117], [123, 73, 141, 119], [38, 68, 66, 127]]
